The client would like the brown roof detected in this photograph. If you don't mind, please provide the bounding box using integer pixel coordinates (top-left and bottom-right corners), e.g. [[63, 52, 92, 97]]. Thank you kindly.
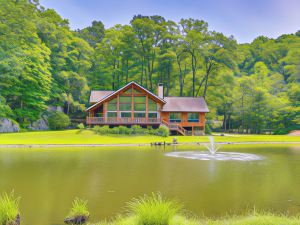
[[87, 81, 166, 111], [162, 97, 209, 112], [89, 91, 114, 103]]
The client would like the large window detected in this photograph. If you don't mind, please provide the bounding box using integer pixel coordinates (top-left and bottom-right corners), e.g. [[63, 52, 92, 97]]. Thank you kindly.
[[148, 98, 157, 111], [134, 112, 146, 118], [169, 113, 181, 122], [107, 112, 117, 117], [107, 98, 117, 111], [134, 96, 146, 111], [121, 112, 132, 118], [188, 113, 199, 122], [123, 88, 132, 94], [148, 112, 158, 118], [119, 96, 132, 111]]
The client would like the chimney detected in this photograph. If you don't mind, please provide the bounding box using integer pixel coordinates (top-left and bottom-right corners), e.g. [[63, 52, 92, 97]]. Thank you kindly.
[[158, 83, 164, 99]]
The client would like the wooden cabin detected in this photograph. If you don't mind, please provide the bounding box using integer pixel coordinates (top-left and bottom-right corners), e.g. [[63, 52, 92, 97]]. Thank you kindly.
[[86, 81, 209, 135]]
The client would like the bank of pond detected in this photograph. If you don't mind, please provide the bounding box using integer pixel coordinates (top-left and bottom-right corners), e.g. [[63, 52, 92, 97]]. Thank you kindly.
[[1, 192, 299, 225]]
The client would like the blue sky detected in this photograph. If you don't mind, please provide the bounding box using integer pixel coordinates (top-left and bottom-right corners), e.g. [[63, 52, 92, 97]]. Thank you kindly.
[[40, 0, 300, 43]]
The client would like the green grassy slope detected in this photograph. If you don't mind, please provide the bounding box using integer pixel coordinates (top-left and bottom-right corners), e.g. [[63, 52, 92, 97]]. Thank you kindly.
[[0, 130, 299, 145]]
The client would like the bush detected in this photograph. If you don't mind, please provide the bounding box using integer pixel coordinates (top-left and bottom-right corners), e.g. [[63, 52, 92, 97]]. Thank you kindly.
[[67, 198, 89, 218], [273, 125, 300, 135], [205, 124, 212, 135], [48, 111, 70, 130], [91, 125, 169, 137], [0, 192, 20, 225], [118, 126, 132, 135], [93, 125, 110, 135], [77, 123, 85, 130], [131, 125, 144, 135], [157, 125, 169, 137], [127, 193, 181, 225]]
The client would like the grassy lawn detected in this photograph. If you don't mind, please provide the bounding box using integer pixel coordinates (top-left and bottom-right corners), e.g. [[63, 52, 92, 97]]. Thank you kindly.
[[0, 129, 299, 145]]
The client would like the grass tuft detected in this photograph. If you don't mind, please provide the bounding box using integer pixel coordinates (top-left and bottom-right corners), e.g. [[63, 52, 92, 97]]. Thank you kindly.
[[0, 192, 20, 224], [67, 197, 90, 218], [127, 193, 182, 225]]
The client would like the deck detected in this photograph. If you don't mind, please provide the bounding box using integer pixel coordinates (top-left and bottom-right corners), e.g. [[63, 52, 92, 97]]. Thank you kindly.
[[86, 117, 161, 125]]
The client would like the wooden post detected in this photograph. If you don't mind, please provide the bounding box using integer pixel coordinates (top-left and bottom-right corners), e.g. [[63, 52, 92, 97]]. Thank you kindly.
[[103, 102, 107, 123], [131, 84, 134, 123], [146, 94, 149, 123], [117, 94, 120, 122]]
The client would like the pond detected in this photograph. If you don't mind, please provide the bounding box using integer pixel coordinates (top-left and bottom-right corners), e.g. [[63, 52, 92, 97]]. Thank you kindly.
[[0, 144, 300, 225]]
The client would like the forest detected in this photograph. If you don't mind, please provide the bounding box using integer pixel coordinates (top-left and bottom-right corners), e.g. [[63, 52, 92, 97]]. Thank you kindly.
[[0, 0, 299, 134]]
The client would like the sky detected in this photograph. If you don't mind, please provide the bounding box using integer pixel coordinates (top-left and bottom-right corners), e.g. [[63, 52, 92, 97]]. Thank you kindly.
[[39, 0, 300, 43]]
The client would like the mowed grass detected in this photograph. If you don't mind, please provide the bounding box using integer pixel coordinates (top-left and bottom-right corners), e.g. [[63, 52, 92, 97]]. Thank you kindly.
[[0, 129, 299, 145]]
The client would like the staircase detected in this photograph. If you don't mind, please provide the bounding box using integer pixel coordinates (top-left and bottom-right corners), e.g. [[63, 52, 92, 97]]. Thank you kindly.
[[162, 120, 187, 136]]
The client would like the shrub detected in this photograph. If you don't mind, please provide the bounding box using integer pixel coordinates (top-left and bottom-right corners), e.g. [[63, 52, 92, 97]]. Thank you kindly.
[[77, 123, 85, 130], [48, 111, 70, 130], [0, 192, 20, 225], [67, 198, 89, 218], [111, 127, 120, 134], [118, 126, 131, 135], [127, 193, 181, 225], [205, 124, 212, 135], [93, 126, 111, 135], [273, 125, 300, 135], [131, 125, 144, 135], [91, 125, 169, 137], [157, 125, 169, 137]]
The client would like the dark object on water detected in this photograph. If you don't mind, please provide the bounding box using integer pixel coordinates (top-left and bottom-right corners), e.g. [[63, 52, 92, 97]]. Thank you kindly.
[[151, 142, 166, 146], [64, 215, 88, 224]]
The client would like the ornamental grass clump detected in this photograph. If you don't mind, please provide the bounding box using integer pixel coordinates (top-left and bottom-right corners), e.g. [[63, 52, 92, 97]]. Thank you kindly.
[[0, 192, 20, 225], [65, 198, 89, 224], [127, 193, 182, 225]]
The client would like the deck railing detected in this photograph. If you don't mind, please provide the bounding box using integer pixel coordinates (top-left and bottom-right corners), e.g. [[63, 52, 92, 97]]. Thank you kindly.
[[86, 117, 161, 125]]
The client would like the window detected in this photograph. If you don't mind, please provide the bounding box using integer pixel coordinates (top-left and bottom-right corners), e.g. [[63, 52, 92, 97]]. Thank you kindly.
[[134, 112, 146, 118], [120, 104, 132, 111], [96, 112, 103, 117], [169, 113, 181, 122], [123, 88, 132, 94], [107, 112, 117, 117], [107, 98, 117, 111], [121, 112, 132, 118], [148, 98, 157, 111], [133, 88, 142, 94], [134, 96, 146, 111], [148, 112, 157, 118], [188, 113, 199, 122], [119, 96, 132, 111]]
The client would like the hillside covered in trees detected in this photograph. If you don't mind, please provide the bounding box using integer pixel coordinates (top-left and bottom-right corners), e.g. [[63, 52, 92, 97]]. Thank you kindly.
[[0, 0, 299, 133]]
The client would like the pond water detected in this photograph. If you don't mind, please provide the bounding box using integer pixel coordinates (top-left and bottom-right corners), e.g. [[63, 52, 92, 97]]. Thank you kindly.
[[0, 144, 300, 225]]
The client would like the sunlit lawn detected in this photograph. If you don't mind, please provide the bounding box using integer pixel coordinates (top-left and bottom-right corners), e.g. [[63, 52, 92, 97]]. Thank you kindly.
[[0, 129, 299, 145]]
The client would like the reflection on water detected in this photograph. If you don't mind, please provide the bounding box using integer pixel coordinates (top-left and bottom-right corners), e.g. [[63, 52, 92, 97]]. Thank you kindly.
[[0, 145, 299, 225]]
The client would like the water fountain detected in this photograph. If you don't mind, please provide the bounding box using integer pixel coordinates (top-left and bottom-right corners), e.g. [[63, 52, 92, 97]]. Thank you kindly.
[[165, 136, 263, 161]]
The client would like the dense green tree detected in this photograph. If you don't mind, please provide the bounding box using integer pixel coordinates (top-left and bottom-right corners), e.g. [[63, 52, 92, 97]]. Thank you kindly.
[[77, 21, 105, 48], [0, 1, 299, 133]]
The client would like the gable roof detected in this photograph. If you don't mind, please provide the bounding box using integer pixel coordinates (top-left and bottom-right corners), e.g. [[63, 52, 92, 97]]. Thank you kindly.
[[86, 81, 166, 111], [90, 91, 114, 103], [162, 97, 209, 112]]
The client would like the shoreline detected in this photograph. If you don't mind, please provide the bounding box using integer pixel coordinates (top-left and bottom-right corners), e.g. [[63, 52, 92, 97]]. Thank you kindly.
[[0, 141, 299, 148]]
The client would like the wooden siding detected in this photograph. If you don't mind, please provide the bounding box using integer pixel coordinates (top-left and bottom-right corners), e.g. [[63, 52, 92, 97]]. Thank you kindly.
[[161, 112, 205, 128]]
